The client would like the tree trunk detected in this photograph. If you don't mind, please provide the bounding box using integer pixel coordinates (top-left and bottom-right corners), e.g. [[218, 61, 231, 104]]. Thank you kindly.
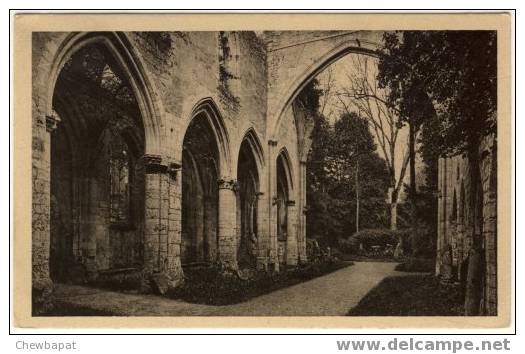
[[464, 142, 485, 315], [390, 201, 398, 231]]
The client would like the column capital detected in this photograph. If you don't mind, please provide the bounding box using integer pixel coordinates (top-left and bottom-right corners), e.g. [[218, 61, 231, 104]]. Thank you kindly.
[[143, 154, 167, 174], [45, 114, 61, 132], [286, 200, 296, 207], [218, 177, 238, 191], [167, 161, 182, 179], [268, 139, 278, 147], [299, 160, 308, 165]]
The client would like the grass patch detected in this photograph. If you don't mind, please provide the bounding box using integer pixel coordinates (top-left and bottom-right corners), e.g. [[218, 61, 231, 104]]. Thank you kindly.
[[169, 260, 352, 305], [348, 274, 463, 316], [39, 301, 118, 316], [93, 269, 144, 292], [394, 258, 435, 273]]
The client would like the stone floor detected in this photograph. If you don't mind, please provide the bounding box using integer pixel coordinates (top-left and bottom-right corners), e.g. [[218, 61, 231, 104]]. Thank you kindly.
[[52, 261, 407, 316]]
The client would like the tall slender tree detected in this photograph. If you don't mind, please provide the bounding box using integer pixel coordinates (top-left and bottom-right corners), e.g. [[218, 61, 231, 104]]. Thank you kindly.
[[335, 55, 410, 230]]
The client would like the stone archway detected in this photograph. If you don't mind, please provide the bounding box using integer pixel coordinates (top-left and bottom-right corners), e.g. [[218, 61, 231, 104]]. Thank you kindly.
[[236, 130, 265, 269], [181, 98, 236, 270], [266, 31, 382, 142], [276, 149, 297, 266], [50, 42, 146, 281], [31, 33, 172, 311], [181, 113, 220, 265], [265, 31, 382, 267]]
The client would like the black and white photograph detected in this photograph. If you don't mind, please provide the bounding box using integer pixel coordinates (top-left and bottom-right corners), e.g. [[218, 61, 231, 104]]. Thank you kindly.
[[12, 12, 512, 328]]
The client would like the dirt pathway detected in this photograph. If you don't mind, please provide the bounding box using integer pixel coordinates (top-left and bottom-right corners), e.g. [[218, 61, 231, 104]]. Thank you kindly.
[[53, 262, 404, 316]]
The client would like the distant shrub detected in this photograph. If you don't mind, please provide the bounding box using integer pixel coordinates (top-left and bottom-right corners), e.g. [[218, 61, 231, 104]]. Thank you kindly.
[[337, 237, 360, 254], [347, 228, 410, 251]]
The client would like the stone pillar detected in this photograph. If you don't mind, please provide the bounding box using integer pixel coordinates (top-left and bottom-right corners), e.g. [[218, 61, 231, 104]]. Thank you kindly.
[[217, 178, 238, 271], [143, 155, 183, 292], [255, 191, 269, 270], [285, 200, 298, 266], [267, 140, 279, 271], [298, 160, 307, 263], [166, 161, 184, 287], [32, 114, 60, 313]]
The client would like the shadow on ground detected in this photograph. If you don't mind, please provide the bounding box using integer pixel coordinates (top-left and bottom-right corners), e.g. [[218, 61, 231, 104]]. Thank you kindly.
[[347, 274, 464, 316]]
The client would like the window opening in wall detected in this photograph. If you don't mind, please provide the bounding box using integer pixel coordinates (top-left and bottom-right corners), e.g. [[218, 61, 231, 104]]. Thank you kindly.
[[109, 136, 132, 226]]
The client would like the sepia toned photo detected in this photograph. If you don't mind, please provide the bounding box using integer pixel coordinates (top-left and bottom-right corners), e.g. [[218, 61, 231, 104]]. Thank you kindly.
[[12, 13, 512, 328]]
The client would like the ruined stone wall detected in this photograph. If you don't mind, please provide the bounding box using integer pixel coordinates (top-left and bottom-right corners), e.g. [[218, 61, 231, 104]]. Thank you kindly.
[[265, 31, 382, 141], [32, 30, 334, 307], [436, 134, 497, 315], [123, 31, 272, 273]]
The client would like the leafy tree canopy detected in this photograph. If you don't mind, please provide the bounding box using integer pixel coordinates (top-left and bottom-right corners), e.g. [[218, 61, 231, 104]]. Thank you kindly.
[[378, 31, 497, 155]]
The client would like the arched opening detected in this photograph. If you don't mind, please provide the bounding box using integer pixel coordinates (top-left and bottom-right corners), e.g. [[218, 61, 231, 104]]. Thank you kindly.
[[236, 137, 260, 269], [50, 42, 146, 281], [276, 151, 293, 265], [270, 43, 379, 141], [288, 48, 401, 256], [181, 113, 220, 265]]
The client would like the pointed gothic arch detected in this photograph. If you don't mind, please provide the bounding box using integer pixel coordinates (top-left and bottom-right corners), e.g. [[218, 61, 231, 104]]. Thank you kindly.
[[43, 32, 164, 156]]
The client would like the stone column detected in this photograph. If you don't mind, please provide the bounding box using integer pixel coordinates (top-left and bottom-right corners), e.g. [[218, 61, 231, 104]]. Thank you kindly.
[[166, 161, 184, 288], [143, 155, 183, 292], [217, 178, 238, 271], [267, 140, 279, 271], [285, 200, 298, 266], [143, 154, 163, 274], [32, 114, 59, 313], [255, 191, 269, 270], [298, 160, 307, 263]]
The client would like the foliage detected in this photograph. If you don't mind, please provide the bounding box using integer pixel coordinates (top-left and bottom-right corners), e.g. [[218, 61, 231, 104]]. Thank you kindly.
[[395, 257, 435, 273], [168, 261, 351, 306], [334, 55, 410, 230], [344, 228, 411, 252], [377, 30, 497, 314], [93, 270, 144, 292], [301, 79, 391, 246], [347, 274, 463, 316], [60, 44, 137, 107], [412, 114, 441, 254], [41, 302, 117, 316], [378, 30, 496, 156]]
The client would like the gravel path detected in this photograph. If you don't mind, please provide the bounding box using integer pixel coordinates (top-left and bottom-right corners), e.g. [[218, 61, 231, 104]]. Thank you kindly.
[[53, 261, 403, 316]]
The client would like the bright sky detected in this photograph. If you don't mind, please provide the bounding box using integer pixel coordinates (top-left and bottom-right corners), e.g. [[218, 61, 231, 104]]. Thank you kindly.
[[314, 53, 411, 187]]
